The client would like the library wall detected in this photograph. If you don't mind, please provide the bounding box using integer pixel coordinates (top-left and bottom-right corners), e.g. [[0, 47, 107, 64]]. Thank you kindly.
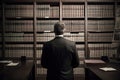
[[1, 0, 120, 80]]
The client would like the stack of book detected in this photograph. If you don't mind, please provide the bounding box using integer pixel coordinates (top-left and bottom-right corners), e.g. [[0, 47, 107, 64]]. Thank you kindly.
[[62, 5, 84, 18], [5, 20, 33, 32], [88, 5, 114, 18]]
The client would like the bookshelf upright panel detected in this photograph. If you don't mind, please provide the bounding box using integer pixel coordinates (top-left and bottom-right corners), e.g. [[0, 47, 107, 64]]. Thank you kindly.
[[114, 1, 120, 42], [0, 3, 2, 58]]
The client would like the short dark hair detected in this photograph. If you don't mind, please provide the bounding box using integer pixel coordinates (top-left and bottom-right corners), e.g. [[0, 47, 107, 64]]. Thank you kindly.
[[54, 22, 65, 35]]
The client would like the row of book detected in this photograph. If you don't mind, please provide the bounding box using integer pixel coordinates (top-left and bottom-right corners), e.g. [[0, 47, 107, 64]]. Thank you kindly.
[[88, 43, 119, 58], [4, 43, 119, 49], [62, 5, 84, 18], [37, 20, 59, 32], [90, 49, 117, 58], [87, 20, 114, 31], [3, 49, 118, 59], [2, 1, 119, 18], [63, 20, 114, 31], [5, 44, 85, 49], [88, 38, 113, 42], [63, 20, 85, 32], [37, 67, 84, 75], [36, 49, 85, 59], [37, 33, 84, 42], [5, 20, 83, 32], [4, 33, 34, 42], [87, 0, 115, 2], [4, 51, 84, 59], [37, 5, 59, 18], [5, 33, 114, 42], [4, 4, 59, 18], [88, 33, 113, 37], [5, 44, 33, 48], [5, 20, 33, 32], [4, 43, 119, 59], [3, 37, 83, 42], [5, 4, 33, 17], [4, 44, 85, 58], [5, 44, 33, 58], [5, 49, 33, 58], [3, 32, 114, 42], [88, 33, 113, 42], [5, 20, 115, 32], [88, 5, 114, 18]]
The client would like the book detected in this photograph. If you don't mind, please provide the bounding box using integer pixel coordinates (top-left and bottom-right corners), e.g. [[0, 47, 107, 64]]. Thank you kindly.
[[0, 60, 12, 63], [99, 67, 117, 71], [6, 62, 19, 66], [85, 59, 105, 64]]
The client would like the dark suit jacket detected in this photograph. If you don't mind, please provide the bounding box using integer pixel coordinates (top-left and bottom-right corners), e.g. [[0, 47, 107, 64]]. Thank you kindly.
[[41, 37, 79, 80]]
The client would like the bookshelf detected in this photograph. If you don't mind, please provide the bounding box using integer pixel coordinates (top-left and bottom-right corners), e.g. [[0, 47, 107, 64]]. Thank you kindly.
[[87, 1, 118, 59], [1, 0, 120, 80], [4, 2, 34, 60]]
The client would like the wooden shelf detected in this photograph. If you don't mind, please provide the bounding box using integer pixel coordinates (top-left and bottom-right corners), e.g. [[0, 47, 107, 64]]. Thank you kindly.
[[6, 17, 34, 20], [61, 0, 85, 3], [36, 0, 59, 3], [88, 17, 115, 20], [6, 42, 34, 44], [37, 18, 59, 20], [62, 18, 85, 20], [88, 41, 113, 43], [87, 2, 114, 4], [3, 0, 34, 3], [88, 31, 114, 33]]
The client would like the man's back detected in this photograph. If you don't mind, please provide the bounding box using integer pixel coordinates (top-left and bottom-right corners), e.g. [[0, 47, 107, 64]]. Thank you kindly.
[[41, 22, 79, 80], [41, 37, 79, 80]]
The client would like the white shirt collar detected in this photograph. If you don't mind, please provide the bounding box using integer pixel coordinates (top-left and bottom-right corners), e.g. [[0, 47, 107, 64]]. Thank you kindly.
[[55, 35, 64, 37]]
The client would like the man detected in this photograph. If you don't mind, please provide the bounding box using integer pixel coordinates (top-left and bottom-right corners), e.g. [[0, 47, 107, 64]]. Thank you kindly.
[[41, 22, 79, 80]]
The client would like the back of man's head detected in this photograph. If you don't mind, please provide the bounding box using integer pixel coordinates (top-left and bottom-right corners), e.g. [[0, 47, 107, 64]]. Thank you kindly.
[[54, 22, 65, 35]]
